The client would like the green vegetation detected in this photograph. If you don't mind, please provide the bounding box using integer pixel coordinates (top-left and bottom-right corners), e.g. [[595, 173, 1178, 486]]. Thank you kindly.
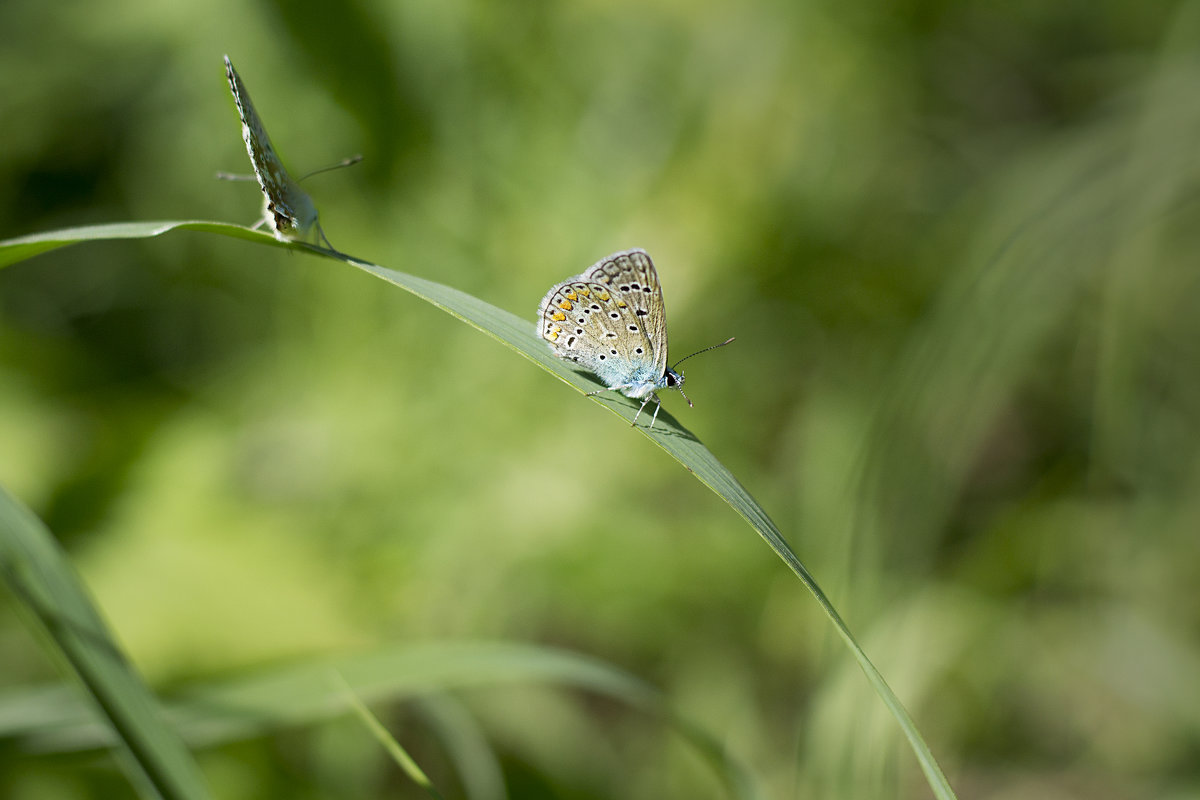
[[2, 1, 1199, 798]]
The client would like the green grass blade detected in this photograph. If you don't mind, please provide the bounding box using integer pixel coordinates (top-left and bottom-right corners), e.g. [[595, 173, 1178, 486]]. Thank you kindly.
[[0, 221, 291, 269], [341, 254, 957, 800], [0, 483, 210, 800], [0, 222, 956, 799], [332, 672, 447, 800], [409, 695, 507, 800], [2, 642, 759, 800]]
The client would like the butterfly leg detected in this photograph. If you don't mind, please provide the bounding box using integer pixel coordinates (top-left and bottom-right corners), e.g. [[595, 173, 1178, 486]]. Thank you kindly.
[[582, 384, 659, 428], [584, 384, 643, 425], [585, 384, 631, 398], [631, 395, 660, 428], [647, 396, 663, 429]]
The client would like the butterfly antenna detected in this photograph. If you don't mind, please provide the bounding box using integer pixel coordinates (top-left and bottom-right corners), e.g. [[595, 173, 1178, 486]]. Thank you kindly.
[[297, 154, 363, 182], [671, 337, 736, 370]]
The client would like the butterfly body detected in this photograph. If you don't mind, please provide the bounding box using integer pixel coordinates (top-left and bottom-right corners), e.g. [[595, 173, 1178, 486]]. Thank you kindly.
[[538, 249, 693, 427], [223, 56, 325, 246]]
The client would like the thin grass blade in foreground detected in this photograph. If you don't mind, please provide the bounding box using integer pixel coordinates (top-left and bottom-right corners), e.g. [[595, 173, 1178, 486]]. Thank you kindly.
[[0, 484, 210, 800], [333, 672, 447, 800], [0, 223, 957, 800], [409, 695, 506, 800], [0, 641, 759, 800]]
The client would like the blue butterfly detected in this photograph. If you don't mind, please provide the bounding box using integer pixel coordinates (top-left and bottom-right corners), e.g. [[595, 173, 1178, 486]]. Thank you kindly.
[[538, 248, 733, 428]]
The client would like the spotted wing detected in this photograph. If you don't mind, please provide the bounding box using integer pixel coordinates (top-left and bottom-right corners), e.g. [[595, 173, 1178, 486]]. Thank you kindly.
[[537, 249, 669, 392], [579, 249, 669, 378], [224, 56, 318, 241]]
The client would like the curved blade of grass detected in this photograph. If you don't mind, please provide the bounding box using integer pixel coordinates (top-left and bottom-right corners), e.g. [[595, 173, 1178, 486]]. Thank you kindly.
[[410, 695, 507, 800], [2, 641, 759, 800], [0, 220, 291, 269], [0, 222, 956, 799], [339, 252, 956, 800], [332, 672, 447, 800], [0, 483, 210, 800]]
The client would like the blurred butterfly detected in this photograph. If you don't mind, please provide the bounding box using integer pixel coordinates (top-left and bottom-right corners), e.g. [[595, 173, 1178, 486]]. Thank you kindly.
[[220, 55, 358, 249], [538, 248, 733, 428]]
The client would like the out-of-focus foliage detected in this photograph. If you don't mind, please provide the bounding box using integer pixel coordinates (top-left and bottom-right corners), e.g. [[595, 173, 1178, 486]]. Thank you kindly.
[[2, 0, 1199, 798]]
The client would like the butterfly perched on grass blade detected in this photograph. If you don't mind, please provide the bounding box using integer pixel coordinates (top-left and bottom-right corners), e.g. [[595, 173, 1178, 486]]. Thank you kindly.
[[538, 248, 733, 428], [222, 55, 356, 250]]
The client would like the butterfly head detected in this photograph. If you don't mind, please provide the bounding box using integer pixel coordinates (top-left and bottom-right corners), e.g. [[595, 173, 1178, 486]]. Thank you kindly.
[[266, 188, 319, 241], [661, 366, 691, 407]]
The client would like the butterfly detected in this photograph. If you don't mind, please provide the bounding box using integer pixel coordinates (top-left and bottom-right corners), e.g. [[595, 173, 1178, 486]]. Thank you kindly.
[[222, 55, 354, 249], [537, 248, 733, 428]]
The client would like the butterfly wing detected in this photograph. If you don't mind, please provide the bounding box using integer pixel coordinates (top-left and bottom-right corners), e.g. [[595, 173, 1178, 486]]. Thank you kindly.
[[224, 56, 318, 241], [537, 249, 670, 397]]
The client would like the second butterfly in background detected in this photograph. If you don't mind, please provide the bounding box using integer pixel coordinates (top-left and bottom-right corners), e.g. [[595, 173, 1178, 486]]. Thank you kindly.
[[537, 248, 733, 429], [222, 55, 358, 250]]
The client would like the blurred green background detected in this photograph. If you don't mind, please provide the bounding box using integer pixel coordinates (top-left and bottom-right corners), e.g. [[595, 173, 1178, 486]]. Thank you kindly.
[[3, 0, 1200, 797]]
